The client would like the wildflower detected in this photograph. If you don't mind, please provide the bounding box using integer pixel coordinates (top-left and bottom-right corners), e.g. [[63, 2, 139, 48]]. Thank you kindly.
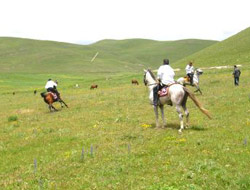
[[177, 138, 186, 142], [141, 124, 151, 128]]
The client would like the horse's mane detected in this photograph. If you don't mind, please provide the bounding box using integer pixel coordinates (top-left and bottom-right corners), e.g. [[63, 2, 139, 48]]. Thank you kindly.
[[147, 69, 156, 81]]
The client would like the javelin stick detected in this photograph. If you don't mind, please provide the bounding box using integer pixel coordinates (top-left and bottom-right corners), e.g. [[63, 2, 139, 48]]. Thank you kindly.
[[91, 52, 99, 62]]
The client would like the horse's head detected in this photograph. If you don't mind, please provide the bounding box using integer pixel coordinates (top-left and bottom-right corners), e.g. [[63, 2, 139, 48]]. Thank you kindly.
[[195, 68, 203, 75], [143, 69, 148, 85], [143, 69, 157, 86]]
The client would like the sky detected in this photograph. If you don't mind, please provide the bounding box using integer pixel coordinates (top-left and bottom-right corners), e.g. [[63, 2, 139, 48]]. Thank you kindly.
[[0, 0, 250, 44]]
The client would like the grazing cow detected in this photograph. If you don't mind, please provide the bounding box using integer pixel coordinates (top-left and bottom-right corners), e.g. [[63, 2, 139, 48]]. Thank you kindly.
[[90, 84, 98, 89], [131, 79, 139, 85], [34, 90, 37, 95]]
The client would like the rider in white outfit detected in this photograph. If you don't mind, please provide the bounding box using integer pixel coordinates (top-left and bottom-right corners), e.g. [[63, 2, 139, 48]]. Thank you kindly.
[[153, 59, 175, 106], [45, 79, 60, 100], [157, 63, 175, 85], [185, 61, 194, 85]]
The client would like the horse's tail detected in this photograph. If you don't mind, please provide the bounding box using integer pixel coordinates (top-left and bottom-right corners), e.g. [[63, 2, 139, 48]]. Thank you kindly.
[[40, 92, 46, 98], [183, 87, 212, 119]]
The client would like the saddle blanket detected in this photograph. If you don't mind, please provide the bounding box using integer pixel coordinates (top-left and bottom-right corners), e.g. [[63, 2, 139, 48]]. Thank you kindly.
[[49, 92, 57, 100], [158, 86, 169, 97]]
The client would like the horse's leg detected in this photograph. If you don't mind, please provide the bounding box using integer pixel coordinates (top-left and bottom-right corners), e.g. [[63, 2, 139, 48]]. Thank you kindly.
[[59, 101, 64, 108], [154, 105, 160, 128], [51, 104, 58, 111], [159, 105, 166, 127], [194, 84, 202, 95], [182, 104, 189, 129], [176, 105, 184, 133], [59, 99, 68, 108], [49, 104, 52, 112], [198, 86, 202, 95]]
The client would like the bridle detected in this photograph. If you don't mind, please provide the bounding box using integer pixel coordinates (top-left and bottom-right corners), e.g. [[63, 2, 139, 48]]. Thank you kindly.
[[143, 70, 158, 86]]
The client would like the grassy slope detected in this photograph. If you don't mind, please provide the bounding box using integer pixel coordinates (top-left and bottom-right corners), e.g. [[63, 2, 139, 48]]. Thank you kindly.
[[0, 68, 250, 189], [0, 37, 216, 74], [91, 39, 217, 69], [174, 27, 250, 68]]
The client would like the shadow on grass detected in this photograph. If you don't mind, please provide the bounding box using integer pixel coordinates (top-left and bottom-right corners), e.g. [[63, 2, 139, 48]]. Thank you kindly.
[[150, 122, 180, 130], [189, 125, 207, 131], [150, 123, 207, 131], [45, 109, 62, 114]]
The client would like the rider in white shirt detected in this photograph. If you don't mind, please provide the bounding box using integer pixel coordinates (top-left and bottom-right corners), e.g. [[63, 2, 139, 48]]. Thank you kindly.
[[157, 62, 175, 85], [45, 79, 60, 100], [153, 59, 175, 106], [185, 61, 194, 85]]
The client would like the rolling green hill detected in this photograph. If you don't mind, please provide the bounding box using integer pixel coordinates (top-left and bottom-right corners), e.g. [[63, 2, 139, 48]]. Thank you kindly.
[[174, 27, 250, 68], [0, 37, 217, 74]]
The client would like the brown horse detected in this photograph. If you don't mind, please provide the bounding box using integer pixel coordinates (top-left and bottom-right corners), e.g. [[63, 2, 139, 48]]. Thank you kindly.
[[41, 92, 68, 111], [131, 79, 139, 85], [90, 84, 98, 89]]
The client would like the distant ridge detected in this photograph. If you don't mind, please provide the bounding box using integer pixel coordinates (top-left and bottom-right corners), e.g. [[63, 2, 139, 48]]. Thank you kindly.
[[0, 37, 217, 74]]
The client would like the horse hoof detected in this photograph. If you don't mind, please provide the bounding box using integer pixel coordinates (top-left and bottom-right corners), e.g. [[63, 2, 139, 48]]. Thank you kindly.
[[178, 129, 182, 134]]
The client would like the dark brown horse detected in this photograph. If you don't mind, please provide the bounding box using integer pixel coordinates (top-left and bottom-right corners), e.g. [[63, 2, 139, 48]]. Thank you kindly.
[[131, 79, 139, 85], [90, 84, 98, 89], [41, 92, 68, 111]]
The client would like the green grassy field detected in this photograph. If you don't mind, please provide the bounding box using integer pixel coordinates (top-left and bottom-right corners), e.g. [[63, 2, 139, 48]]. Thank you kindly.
[[1, 28, 250, 189], [0, 67, 249, 189]]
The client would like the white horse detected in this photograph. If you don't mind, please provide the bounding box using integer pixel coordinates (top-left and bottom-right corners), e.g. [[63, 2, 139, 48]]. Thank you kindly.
[[143, 69, 211, 133], [177, 68, 203, 94]]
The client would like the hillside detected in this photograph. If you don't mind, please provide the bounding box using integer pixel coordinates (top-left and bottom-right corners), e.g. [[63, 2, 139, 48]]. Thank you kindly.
[[174, 27, 250, 68], [90, 39, 217, 69], [0, 37, 216, 74]]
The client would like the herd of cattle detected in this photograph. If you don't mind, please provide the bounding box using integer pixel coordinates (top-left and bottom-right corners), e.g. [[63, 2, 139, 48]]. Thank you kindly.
[[12, 79, 139, 95]]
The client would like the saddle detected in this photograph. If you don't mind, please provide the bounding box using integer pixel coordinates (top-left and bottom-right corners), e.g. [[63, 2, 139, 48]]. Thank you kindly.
[[48, 92, 58, 100], [184, 76, 190, 82], [158, 86, 170, 97]]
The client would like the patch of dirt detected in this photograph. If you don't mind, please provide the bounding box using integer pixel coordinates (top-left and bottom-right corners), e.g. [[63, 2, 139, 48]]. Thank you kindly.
[[16, 109, 34, 114]]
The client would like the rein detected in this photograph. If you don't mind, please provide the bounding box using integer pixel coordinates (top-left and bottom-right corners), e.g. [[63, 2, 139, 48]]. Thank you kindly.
[[147, 83, 158, 86]]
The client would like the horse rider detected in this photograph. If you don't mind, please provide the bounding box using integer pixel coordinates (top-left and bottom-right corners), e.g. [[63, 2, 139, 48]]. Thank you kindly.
[[185, 61, 194, 85], [45, 79, 60, 100], [153, 59, 175, 106]]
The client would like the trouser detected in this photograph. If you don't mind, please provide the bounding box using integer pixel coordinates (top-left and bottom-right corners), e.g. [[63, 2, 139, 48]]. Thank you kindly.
[[153, 84, 163, 106], [234, 77, 239, 86], [47, 88, 60, 99], [187, 73, 194, 85]]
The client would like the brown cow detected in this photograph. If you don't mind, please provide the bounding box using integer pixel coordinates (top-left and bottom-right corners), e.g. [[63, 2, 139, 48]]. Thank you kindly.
[[131, 79, 139, 85], [90, 84, 98, 89]]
